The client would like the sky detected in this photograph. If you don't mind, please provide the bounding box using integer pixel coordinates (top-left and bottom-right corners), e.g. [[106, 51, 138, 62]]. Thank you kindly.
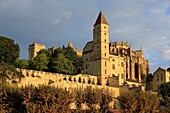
[[0, 0, 170, 72]]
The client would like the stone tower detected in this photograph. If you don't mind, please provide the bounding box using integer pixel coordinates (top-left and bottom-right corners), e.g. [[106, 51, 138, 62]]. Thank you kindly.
[[28, 43, 45, 60], [93, 11, 110, 85], [83, 11, 150, 88]]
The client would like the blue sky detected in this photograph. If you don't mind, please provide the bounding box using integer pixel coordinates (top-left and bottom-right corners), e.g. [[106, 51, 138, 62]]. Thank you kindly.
[[0, 0, 170, 72]]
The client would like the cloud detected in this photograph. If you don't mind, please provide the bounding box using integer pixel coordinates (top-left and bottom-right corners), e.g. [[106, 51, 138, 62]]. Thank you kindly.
[[0, 0, 170, 72], [53, 11, 72, 25], [149, 7, 164, 15], [114, 25, 144, 34]]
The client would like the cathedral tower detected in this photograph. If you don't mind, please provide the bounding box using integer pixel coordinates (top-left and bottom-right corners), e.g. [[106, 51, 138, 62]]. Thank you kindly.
[[93, 11, 110, 85]]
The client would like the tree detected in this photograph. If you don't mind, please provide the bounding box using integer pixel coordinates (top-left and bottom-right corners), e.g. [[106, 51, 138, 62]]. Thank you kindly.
[[117, 92, 159, 113], [75, 87, 113, 112], [0, 62, 23, 84], [28, 47, 81, 75], [0, 36, 20, 65], [0, 85, 74, 113], [64, 47, 82, 74], [159, 82, 170, 99], [15, 59, 29, 69], [158, 82, 170, 110], [0, 86, 26, 112], [52, 54, 74, 74], [30, 52, 49, 71]]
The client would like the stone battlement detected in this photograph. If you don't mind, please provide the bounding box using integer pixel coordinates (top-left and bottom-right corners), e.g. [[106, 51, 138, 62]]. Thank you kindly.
[[15, 69, 129, 97]]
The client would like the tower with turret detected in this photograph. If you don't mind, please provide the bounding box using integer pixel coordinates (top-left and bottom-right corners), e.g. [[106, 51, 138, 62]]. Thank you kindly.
[[83, 11, 150, 87], [83, 11, 110, 85], [92, 12, 110, 85], [28, 43, 46, 60]]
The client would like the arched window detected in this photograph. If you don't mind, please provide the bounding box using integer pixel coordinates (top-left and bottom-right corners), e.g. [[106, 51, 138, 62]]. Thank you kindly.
[[121, 62, 124, 67], [83, 79, 85, 83], [105, 62, 107, 66], [112, 74, 115, 77], [105, 70, 107, 74], [112, 64, 115, 70], [78, 77, 81, 83]]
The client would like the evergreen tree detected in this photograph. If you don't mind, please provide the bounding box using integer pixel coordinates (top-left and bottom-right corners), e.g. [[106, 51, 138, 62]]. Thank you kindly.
[[52, 53, 74, 74], [15, 59, 29, 69], [0, 36, 20, 65]]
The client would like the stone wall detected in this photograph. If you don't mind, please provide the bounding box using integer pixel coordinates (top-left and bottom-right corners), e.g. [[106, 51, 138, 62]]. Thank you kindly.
[[18, 69, 124, 97]]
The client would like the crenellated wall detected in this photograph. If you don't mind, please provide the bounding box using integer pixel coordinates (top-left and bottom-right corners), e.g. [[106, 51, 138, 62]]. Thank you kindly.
[[17, 69, 126, 97]]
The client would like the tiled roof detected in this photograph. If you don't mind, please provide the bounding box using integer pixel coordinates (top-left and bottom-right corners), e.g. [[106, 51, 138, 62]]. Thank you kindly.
[[94, 11, 108, 25]]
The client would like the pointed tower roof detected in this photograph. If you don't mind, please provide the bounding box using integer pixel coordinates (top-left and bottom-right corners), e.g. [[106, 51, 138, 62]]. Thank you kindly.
[[94, 11, 108, 26]]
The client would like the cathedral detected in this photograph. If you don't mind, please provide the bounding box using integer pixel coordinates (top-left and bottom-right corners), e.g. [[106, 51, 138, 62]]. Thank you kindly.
[[82, 12, 150, 86], [28, 11, 150, 89]]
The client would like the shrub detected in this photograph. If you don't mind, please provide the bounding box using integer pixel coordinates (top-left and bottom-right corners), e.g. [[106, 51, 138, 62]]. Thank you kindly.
[[0, 86, 26, 113], [117, 92, 159, 113], [75, 87, 113, 113], [0, 85, 113, 113]]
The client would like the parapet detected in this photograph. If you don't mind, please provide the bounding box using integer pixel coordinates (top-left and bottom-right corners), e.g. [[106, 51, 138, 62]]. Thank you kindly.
[[29, 43, 46, 48]]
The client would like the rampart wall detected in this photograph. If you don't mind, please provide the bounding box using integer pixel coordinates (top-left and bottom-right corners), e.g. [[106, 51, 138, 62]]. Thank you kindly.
[[15, 69, 129, 97]]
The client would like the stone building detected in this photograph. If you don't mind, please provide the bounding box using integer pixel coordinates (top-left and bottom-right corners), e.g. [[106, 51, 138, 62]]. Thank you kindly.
[[27, 11, 149, 91], [152, 67, 170, 91], [28, 43, 46, 60], [68, 42, 83, 56], [82, 11, 150, 87], [28, 42, 82, 61]]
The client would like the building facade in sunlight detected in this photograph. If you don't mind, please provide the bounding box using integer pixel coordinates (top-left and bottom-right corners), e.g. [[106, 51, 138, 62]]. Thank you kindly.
[[152, 67, 170, 91], [27, 11, 150, 91], [82, 12, 150, 86], [28, 43, 46, 60], [28, 42, 82, 61]]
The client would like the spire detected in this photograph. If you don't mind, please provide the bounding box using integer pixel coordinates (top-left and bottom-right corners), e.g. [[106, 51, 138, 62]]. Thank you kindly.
[[94, 11, 108, 26], [68, 42, 73, 48]]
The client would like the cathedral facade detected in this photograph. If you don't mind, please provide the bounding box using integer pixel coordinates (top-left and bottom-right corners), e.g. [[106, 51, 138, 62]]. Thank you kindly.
[[82, 12, 150, 86]]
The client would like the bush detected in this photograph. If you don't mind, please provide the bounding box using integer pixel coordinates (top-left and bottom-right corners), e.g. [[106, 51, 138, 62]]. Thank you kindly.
[[0, 85, 113, 113], [0, 85, 74, 113], [0, 86, 26, 113], [117, 92, 159, 113], [158, 82, 170, 112], [75, 87, 113, 113]]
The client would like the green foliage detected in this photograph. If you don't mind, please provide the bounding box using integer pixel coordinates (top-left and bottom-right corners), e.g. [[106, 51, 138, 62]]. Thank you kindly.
[[0, 36, 20, 65], [29, 47, 81, 75], [0, 86, 26, 113], [0, 62, 23, 84], [158, 82, 170, 99], [52, 53, 74, 74], [64, 47, 81, 74], [117, 92, 159, 113], [158, 82, 170, 111], [15, 59, 29, 69], [31, 52, 49, 71]]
